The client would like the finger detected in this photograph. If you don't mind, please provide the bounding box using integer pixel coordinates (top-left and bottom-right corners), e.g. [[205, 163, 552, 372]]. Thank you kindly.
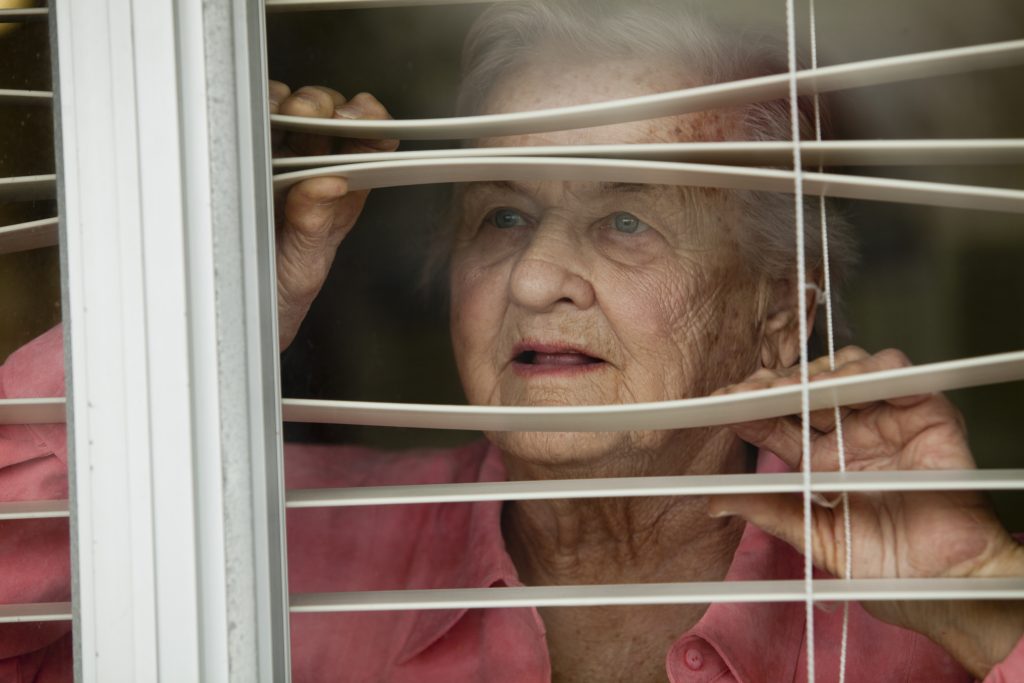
[[281, 86, 348, 157], [820, 348, 916, 410], [269, 80, 291, 149], [333, 92, 400, 154], [714, 346, 870, 397], [276, 176, 371, 350], [709, 493, 845, 578], [728, 411, 846, 473], [268, 80, 291, 114], [807, 405, 853, 434]]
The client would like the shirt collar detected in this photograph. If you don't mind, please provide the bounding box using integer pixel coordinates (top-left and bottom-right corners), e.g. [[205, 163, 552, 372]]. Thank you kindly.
[[670, 522, 807, 683], [397, 444, 808, 682]]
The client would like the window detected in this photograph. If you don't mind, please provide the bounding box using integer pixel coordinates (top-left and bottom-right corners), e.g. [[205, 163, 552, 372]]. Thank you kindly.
[[1, 0, 1022, 681]]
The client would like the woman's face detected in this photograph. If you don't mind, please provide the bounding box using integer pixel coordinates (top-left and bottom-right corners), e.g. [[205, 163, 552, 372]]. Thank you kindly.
[[449, 57, 773, 469]]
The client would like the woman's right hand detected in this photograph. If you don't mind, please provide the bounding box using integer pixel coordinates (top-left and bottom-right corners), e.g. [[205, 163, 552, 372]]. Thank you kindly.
[[269, 80, 398, 350]]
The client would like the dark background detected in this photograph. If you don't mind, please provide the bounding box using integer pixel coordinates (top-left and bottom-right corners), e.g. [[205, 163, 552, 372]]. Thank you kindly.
[[1, 0, 1022, 526]]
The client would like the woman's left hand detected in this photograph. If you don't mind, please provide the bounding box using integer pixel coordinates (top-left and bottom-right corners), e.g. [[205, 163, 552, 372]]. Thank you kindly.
[[709, 347, 1024, 678]]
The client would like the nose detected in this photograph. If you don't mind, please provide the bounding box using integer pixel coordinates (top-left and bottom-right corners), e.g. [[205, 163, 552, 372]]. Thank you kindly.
[[508, 221, 595, 312]]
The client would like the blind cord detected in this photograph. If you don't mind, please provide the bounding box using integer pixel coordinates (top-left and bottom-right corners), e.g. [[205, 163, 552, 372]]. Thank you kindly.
[[808, 1, 855, 681], [784, 0, 816, 680]]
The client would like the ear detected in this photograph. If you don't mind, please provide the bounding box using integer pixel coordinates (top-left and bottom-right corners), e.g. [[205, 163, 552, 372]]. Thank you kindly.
[[759, 276, 820, 370]]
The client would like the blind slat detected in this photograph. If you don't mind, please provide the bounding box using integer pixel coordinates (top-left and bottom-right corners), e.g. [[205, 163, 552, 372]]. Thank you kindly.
[[267, 0, 511, 9], [285, 469, 1024, 508], [270, 39, 1024, 140], [0, 174, 57, 202], [3, 469, 1020, 521], [272, 139, 1024, 171], [0, 397, 64, 424], [0, 89, 53, 106], [273, 157, 1024, 214], [0, 602, 72, 624], [3, 350, 1022, 429], [290, 578, 1024, 613], [279, 350, 1024, 432], [0, 8, 49, 21], [0, 217, 59, 255], [0, 499, 69, 520]]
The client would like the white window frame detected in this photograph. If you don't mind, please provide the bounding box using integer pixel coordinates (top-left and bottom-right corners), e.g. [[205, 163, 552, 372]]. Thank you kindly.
[[52, 0, 289, 680]]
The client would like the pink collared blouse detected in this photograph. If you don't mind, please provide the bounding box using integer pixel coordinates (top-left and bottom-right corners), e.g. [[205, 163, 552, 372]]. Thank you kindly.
[[2, 326, 1022, 682]]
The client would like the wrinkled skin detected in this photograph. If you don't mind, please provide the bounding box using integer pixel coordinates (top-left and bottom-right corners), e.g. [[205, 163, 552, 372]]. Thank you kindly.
[[449, 58, 776, 479], [272, 55, 1023, 682]]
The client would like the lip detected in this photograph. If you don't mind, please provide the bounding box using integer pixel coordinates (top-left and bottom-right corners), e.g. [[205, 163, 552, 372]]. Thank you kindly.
[[509, 340, 608, 377]]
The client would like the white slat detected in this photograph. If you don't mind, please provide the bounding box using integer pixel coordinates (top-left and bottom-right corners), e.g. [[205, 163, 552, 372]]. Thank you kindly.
[[0, 499, 70, 520], [0, 7, 48, 20], [267, 0, 515, 9], [272, 139, 1024, 171], [280, 350, 1024, 431], [270, 39, 1024, 139], [3, 469, 1021, 521], [0, 216, 59, 255], [4, 351, 1022, 430], [272, 157, 1024, 214], [0, 397, 64, 424], [0, 174, 58, 202], [290, 577, 1024, 613], [285, 469, 1024, 508], [0, 89, 53, 105], [0, 602, 72, 624]]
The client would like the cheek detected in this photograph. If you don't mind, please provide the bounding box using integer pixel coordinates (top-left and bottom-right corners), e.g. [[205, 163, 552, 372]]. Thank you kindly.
[[603, 255, 761, 396], [449, 256, 508, 380], [668, 267, 763, 393], [602, 260, 703, 342]]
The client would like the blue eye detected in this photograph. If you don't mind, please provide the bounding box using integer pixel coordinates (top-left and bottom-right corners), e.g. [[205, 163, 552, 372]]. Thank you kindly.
[[489, 208, 529, 229], [611, 212, 648, 234]]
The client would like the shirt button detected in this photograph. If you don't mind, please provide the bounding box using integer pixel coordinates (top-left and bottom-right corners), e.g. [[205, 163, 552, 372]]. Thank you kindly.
[[684, 647, 704, 671]]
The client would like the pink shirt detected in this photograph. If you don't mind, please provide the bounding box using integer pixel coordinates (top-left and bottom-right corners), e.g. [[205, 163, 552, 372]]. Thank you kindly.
[[2, 326, 1023, 683]]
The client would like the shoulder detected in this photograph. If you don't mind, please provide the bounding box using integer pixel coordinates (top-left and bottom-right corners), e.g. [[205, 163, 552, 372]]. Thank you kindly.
[[284, 438, 506, 595]]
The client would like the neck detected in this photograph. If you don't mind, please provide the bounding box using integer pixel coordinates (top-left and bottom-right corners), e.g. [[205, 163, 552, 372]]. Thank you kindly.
[[501, 428, 750, 587]]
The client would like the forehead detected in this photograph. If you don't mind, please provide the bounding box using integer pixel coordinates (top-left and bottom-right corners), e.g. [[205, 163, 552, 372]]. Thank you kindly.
[[476, 55, 739, 148]]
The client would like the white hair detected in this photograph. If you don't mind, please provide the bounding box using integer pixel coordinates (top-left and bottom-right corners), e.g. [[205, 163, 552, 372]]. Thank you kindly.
[[450, 0, 857, 334]]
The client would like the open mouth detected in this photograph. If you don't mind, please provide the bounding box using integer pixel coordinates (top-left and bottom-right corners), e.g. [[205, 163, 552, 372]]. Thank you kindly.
[[513, 350, 604, 366], [511, 342, 606, 372]]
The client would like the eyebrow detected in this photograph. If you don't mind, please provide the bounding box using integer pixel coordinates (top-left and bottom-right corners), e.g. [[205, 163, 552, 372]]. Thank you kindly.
[[467, 180, 527, 195], [598, 182, 658, 195]]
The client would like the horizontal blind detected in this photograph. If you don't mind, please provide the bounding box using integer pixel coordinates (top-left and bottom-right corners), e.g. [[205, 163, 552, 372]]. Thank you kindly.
[[2, 4, 1021, 683]]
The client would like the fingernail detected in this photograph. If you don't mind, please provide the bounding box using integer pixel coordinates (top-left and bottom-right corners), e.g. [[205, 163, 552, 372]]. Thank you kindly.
[[334, 104, 361, 119], [709, 509, 733, 518]]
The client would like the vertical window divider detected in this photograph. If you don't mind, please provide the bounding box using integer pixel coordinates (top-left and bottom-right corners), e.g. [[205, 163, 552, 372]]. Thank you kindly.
[[52, 0, 289, 680]]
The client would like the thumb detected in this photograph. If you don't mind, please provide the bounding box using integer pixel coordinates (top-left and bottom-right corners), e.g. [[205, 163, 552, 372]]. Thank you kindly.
[[709, 492, 843, 577]]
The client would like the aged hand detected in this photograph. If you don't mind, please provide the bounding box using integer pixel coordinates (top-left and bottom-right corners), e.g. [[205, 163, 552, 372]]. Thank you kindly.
[[269, 81, 398, 350], [709, 347, 1024, 678]]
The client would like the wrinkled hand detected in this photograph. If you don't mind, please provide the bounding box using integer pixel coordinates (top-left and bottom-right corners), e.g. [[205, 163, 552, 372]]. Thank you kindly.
[[270, 81, 398, 350], [709, 347, 1024, 677]]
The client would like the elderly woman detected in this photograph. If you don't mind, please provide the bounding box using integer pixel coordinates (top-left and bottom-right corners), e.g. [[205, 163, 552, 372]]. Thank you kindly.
[[1, 1, 1022, 681]]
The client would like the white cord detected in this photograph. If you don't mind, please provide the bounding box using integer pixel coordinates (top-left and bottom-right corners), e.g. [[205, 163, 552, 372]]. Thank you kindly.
[[783, 0, 816, 680], [808, 2, 853, 680]]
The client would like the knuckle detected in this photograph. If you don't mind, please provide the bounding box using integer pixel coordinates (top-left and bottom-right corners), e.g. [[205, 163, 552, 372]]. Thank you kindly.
[[836, 345, 868, 362], [749, 367, 779, 382], [289, 176, 348, 204], [877, 347, 912, 368], [268, 80, 291, 100], [348, 92, 391, 119], [286, 86, 333, 115]]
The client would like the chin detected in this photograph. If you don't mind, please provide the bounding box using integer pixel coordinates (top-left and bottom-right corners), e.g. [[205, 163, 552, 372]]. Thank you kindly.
[[487, 429, 648, 475]]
